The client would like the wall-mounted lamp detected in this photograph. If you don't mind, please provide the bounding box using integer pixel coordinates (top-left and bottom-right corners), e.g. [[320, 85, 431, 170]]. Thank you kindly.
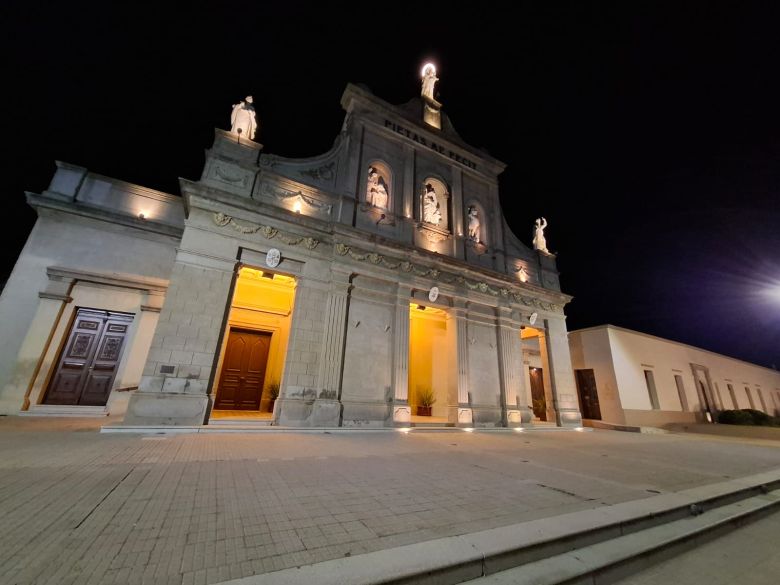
[[293, 199, 302, 214], [138, 213, 146, 220], [376, 213, 387, 226]]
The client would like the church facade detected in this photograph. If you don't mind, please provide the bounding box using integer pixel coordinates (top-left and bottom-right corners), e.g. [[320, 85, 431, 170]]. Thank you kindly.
[[0, 71, 582, 428]]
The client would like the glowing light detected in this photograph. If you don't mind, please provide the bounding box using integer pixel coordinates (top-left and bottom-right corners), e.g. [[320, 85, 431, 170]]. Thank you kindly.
[[513, 427, 525, 433], [421, 63, 436, 78], [575, 427, 585, 432], [462, 427, 475, 433], [293, 199, 302, 214], [138, 211, 149, 220], [396, 427, 411, 433]]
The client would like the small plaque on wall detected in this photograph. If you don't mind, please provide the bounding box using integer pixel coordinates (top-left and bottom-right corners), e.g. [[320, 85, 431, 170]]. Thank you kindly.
[[428, 287, 440, 303]]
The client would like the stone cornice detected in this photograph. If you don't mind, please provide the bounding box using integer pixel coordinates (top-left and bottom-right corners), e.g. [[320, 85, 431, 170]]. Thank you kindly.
[[46, 266, 169, 294], [27, 193, 184, 240], [333, 241, 568, 313]]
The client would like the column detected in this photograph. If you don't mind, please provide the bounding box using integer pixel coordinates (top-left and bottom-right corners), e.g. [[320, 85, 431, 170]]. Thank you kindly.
[[10, 278, 74, 412], [315, 271, 351, 398], [496, 309, 533, 427], [454, 302, 473, 426], [391, 285, 411, 424], [541, 317, 583, 427]]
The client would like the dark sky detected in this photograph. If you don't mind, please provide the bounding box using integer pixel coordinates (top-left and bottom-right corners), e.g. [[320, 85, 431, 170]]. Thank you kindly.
[[3, 2, 779, 367]]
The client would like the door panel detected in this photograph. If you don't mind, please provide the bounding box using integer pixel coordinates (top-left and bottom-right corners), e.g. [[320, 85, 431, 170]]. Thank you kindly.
[[575, 369, 602, 420], [44, 309, 133, 406], [215, 330, 271, 410], [529, 367, 546, 421]]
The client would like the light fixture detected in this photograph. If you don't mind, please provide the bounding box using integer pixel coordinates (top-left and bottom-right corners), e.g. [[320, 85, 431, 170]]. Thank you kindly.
[[138, 212, 146, 220], [293, 200, 302, 214]]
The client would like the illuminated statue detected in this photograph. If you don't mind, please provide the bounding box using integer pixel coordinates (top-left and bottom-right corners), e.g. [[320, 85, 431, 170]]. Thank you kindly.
[[422, 183, 441, 225], [421, 63, 438, 101], [366, 166, 389, 209], [230, 96, 258, 140], [532, 217, 549, 254], [467, 206, 480, 242]]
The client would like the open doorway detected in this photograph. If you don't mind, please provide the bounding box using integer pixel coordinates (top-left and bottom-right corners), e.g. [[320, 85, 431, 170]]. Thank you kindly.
[[211, 267, 296, 421], [521, 326, 554, 423], [408, 303, 455, 425]]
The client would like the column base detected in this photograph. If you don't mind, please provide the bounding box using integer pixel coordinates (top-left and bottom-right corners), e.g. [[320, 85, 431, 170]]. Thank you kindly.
[[276, 398, 342, 427], [393, 404, 411, 425], [121, 391, 209, 426], [455, 407, 473, 427], [556, 407, 584, 427]]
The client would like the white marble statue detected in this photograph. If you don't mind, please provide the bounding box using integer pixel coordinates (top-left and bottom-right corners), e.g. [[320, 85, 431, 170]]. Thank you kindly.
[[422, 183, 442, 225], [230, 96, 258, 140], [366, 166, 389, 209], [467, 206, 480, 242], [532, 217, 549, 254], [421, 64, 438, 101]]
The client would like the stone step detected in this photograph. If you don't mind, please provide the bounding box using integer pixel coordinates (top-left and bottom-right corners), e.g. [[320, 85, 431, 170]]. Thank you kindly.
[[409, 421, 456, 428], [210, 470, 780, 585], [21, 404, 109, 417], [208, 419, 273, 427]]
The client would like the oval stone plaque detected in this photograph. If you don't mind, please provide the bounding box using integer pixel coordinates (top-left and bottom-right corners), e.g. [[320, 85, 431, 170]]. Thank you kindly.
[[529, 312, 538, 326], [428, 286, 440, 303], [266, 248, 281, 268]]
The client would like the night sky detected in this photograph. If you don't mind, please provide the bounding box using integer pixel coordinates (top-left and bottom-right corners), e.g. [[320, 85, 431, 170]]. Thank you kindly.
[[3, 2, 779, 367]]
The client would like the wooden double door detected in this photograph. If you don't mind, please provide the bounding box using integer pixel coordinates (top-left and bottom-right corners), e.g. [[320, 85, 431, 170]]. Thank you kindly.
[[44, 308, 134, 406], [215, 329, 272, 410]]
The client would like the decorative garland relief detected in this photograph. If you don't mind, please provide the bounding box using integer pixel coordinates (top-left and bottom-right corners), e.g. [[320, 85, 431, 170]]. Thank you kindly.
[[212, 213, 319, 250], [335, 243, 561, 312]]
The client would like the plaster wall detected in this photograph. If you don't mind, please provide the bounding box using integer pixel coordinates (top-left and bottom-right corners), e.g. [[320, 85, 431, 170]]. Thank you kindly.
[[571, 326, 780, 424], [569, 328, 625, 424], [0, 213, 176, 413]]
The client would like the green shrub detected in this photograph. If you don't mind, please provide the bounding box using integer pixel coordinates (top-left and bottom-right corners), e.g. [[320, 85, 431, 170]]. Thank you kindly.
[[718, 410, 755, 425], [717, 409, 779, 426], [417, 387, 436, 407]]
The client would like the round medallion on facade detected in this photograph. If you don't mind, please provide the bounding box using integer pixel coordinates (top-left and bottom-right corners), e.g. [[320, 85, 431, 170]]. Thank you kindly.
[[428, 287, 440, 303], [265, 248, 281, 268], [529, 312, 538, 326]]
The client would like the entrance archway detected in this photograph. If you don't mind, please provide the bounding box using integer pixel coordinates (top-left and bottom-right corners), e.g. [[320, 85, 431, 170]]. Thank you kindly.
[[210, 267, 296, 420], [521, 326, 555, 423], [408, 303, 455, 425]]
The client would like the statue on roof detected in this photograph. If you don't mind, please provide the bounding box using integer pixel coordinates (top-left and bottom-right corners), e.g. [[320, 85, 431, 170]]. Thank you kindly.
[[421, 63, 438, 101], [532, 217, 549, 254], [230, 96, 258, 140]]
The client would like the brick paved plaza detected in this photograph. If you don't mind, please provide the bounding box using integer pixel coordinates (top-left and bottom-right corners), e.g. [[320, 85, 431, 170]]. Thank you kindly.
[[1, 418, 779, 585]]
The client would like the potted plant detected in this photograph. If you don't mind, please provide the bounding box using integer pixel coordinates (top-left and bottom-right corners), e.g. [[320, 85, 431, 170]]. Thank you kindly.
[[416, 387, 436, 416], [266, 380, 280, 413]]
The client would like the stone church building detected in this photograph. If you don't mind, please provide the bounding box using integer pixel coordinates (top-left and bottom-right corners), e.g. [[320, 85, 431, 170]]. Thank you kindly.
[[0, 69, 583, 429]]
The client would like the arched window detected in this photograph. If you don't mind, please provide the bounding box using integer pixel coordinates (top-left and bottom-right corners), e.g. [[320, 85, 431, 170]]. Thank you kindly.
[[420, 177, 449, 229], [365, 162, 392, 210]]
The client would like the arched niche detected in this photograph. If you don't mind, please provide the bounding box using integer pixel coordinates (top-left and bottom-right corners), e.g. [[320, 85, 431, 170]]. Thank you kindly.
[[464, 200, 488, 247], [365, 161, 392, 210], [420, 177, 450, 231]]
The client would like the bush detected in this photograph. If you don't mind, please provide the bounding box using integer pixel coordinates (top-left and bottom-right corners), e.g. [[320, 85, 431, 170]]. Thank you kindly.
[[417, 387, 436, 407], [717, 409, 779, 426]]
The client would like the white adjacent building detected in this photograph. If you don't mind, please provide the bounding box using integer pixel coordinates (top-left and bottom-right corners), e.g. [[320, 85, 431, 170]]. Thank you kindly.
[[569, 325, 780, 427]]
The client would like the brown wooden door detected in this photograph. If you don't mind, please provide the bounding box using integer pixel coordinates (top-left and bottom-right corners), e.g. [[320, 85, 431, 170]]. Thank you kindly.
[[575, 369, 602, 420], [215, 329, 271, 410], [529, 367, 546, 421], [44, 308, 133, 406]]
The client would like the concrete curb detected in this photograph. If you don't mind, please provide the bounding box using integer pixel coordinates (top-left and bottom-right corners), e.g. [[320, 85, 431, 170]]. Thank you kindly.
[[99, 425, 592, 435], [211, 468, 780, 585]]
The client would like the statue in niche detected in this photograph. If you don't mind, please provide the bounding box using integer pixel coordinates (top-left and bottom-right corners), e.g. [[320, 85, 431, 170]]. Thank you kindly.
[[422, 183, 442, 225], [532, 217, 549, 254], [421, 63, 438, 101], [230, 96, 258, 140], [467, 206, 481, 243], [366, 166, 389, 209]]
